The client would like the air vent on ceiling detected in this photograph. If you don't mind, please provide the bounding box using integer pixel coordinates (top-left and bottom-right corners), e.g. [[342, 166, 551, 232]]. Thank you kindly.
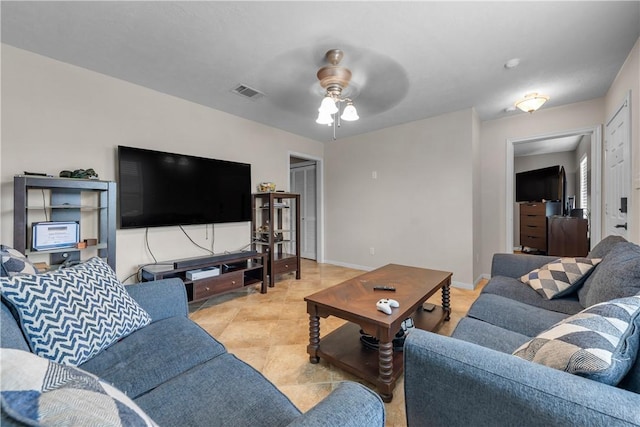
[[232, 84, 265, 101]]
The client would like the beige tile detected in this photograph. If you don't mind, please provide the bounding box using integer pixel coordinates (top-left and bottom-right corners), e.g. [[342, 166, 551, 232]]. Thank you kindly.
[[278, 383, 333, 413], [217, 320, 278, 349], [262, 343, 334, 386]]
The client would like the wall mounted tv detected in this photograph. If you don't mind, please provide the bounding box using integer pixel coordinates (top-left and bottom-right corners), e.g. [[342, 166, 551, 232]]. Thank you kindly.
[[117, 146, 251, 229], [515, 165, 565, 204]]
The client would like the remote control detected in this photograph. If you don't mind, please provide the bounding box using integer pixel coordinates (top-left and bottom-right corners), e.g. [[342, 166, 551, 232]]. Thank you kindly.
[[423, 303, 436, 312], [373, 286, 396, 292]]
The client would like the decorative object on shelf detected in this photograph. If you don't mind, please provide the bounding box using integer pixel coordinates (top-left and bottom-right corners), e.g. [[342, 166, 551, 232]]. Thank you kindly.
[[316, 49, 359, 139], [258, 182, 276, 192], [515, 92, 550, 113], [59, 168, 99, 179]]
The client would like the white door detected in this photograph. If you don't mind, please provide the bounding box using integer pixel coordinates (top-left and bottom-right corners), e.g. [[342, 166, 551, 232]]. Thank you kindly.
[[604, 94, 631, 239], [291, 162, 317, 260]]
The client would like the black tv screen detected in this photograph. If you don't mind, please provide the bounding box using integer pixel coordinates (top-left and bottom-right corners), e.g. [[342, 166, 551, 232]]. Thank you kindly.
[[117, 146, 251, 229], [515, 165, 564, 203]]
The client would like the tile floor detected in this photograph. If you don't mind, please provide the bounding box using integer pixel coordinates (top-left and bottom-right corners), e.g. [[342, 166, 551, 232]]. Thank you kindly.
[[189, 259, 486, 426]]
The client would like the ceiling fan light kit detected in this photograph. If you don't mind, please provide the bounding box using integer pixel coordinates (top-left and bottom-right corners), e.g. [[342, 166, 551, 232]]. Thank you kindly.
[[315, 49, 360, 138], [515, 92, 550, 113]]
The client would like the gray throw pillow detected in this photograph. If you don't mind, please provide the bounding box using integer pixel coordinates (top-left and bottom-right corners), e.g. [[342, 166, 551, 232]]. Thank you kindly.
[[588, 235, 627, 259], [580, 242, 640, 308], [0, 245, 37, 277]]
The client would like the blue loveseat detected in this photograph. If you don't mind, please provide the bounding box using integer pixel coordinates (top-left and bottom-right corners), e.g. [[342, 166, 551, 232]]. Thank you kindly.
[[1, 261, 384, 426], [404, 236, 640, 426]]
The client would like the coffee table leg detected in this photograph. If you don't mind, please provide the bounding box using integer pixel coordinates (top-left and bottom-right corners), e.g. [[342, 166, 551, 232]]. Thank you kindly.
[[442, 282, 451, 321], [308, 314, 320, 364], [378, 340, 394, 402]]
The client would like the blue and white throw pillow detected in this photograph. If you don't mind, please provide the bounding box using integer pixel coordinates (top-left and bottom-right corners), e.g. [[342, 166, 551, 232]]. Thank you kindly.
[[513, 295, 640, 385], [0, 257, 151, 366], [0, 245, 37, 277], [1, 348, 157, 426], [520, 257, 601, 299]]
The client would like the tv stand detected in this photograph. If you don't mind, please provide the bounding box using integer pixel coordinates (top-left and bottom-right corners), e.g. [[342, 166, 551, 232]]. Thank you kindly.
[[141, 252, 267, 302]]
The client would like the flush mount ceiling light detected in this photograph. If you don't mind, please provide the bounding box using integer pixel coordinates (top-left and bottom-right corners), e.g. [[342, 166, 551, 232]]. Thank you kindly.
[[316, 49, 359, 139], [515, 92, 550, 113]]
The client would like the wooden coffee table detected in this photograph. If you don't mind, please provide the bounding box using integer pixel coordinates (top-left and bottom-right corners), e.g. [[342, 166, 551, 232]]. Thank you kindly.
[[304, 264, 452, 402]]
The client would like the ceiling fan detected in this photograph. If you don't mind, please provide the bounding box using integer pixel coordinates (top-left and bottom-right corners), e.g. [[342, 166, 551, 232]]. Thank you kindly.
[[315, 49, 359, 126]]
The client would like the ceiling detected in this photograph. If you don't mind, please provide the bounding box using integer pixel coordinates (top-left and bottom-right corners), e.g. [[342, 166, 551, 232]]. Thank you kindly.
[[2, 1, 639, 143], [514, 135, 584, 157]]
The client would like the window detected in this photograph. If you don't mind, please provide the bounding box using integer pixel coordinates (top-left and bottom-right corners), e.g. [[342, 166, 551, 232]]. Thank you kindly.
[[580, 155, 588, 210]]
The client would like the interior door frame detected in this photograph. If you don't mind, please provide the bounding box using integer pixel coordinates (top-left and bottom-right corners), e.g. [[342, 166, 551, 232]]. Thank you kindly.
[[505, 126, 602, 252], [288, 151, 324, 263]]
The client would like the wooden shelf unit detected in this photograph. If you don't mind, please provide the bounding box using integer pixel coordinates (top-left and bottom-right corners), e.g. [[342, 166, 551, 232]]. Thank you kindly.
[[252, 192, 301, 286], [13, 175, 116, 270]]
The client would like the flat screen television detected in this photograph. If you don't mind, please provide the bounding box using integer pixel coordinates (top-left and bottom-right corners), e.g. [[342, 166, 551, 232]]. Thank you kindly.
[[117, 146, 251, 229], [515, 165, 565, 204]]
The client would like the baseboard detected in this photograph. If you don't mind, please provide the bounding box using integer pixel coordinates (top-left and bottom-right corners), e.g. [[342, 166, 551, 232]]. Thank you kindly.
[[322, 259, 373, 272]]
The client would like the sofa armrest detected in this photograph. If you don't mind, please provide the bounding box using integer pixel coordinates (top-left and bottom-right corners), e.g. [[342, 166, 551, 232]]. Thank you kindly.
[[286, 382, 385, 427], [404, 329, 640, 427], [125, 278, 188, 322], [491, 253, 558, 278]]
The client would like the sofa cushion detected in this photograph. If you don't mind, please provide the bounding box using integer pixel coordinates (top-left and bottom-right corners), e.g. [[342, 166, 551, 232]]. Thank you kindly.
[[579, 242, 640, 308], [467, 293, 571, 337], [513, 295, 640, 385], [520, 257, 601, 300], [451, 317, 531, 353], [481, 275, 584, 315], [1, 348, 157, 426], [0, 257, 151, 366], [80, 316, 227, 399], [0, 245, 36, 277], [134, 353, 302, 427], [0, 303, 29, 352]]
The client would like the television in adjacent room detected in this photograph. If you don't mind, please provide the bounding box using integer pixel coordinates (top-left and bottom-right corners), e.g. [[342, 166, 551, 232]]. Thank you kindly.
[[117, 146, 252, 229], [515, 165, 565, 205]]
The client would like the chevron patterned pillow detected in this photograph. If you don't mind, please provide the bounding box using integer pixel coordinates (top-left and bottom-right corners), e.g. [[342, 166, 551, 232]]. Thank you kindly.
[[1, 348, 157, 426], [513, 295, 640, 385], [520, 257, 601, 299], [0, 257, 151, 366]]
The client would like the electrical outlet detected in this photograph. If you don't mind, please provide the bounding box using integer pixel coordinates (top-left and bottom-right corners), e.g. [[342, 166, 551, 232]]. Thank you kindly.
[[370, 247, 375, 255], [372, 171, 378, 180]]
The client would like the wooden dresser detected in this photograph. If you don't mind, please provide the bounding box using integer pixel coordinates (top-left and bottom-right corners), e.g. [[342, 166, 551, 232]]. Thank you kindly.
[[519, 201, 561, 253], [548, 216, 589, 257]]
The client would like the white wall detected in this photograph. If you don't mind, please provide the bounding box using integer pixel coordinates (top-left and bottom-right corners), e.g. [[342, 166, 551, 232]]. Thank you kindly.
[[605, 37, 640, 243], [324, 109, 475, 287], [0, 46, 324, 282], [479, 99, 605, 274]]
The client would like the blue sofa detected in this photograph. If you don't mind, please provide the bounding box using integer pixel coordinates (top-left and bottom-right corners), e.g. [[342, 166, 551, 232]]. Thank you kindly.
[[404, 236, 640, 426], [1, 275, 385, 426]]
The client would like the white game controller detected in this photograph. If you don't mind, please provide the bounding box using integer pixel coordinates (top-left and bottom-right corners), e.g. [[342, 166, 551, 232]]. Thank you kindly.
[[376, 298, 399, 315]]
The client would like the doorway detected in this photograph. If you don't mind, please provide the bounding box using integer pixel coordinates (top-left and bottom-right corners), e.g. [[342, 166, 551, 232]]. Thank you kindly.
[[289, 154, 322, 261], [506, 126, 602, 252]]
